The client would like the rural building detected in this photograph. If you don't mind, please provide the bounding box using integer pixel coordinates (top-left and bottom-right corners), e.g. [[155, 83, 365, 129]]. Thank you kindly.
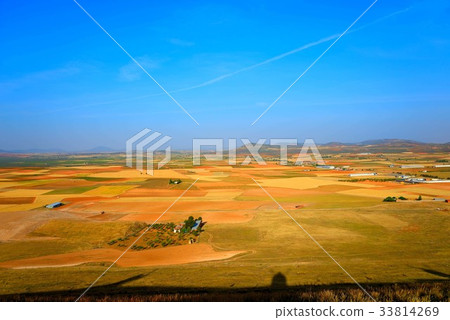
[[191, 219, 202, 231], [173, 224, 183, 233], [402, 178, 450, 184], [316, 165, 335, 169], [433, 198, 446, 202], [409, 178, 426, 183], [348, 173, 377, 177], [424, 179, 450, 184], [434, 164, 450, 168], [400, 164, 424, 169], [45, 202, 63, 209]]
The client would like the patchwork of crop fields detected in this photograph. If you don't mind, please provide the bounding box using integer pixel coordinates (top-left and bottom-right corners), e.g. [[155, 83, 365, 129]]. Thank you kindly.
[[0, 152, 448, 301]]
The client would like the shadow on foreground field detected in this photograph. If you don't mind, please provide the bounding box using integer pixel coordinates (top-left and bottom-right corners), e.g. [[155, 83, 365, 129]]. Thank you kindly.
[[1, 273, 448, 302]]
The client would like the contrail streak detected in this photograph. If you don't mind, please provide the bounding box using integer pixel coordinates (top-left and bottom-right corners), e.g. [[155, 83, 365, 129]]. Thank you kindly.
[[39, 6, 411, 115]]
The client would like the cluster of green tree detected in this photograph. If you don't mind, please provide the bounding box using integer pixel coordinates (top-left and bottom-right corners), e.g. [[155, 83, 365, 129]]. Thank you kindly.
[[421, 174, 439, 179], [146, 236, 176, 248], [151, 222, 176, 230], [131, 245, 146, 251], [181, 216, 202, 234], [107, 219, 204, 251], [420, 174, 449, 180], [383, 196, 408, 202], [125, 222, 147, 237], [383, 196, 397, 202]]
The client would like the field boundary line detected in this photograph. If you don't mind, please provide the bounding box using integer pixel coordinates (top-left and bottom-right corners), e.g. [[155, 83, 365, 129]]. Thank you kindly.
[[251, 0, 379, 126], [251, 177, 376, 302], [75, 178, 199, 302], [72, 0, 200, 126]]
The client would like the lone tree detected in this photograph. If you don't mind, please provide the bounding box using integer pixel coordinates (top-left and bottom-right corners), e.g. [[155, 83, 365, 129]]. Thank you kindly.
[[169, 178, 182, 185], [383, 196, 397, 202]]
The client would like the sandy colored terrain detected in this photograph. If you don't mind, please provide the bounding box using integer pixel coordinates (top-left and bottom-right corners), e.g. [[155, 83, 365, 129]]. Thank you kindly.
[[0, 210, 80, 241], [0, 197, 35, 204], [63, 200, 273, 216], [0, 243, 244, 269], [88, 168, 188, 179], [258, 177, 374, 190], [120, 188, 207, 197], [338, 185, 450, 198], [84, 185, 139, 197], [0, 154, 448, 297]]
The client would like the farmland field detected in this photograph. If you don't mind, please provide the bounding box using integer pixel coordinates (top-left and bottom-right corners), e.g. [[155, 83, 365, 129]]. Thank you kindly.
[[0, 152, 448, 301]]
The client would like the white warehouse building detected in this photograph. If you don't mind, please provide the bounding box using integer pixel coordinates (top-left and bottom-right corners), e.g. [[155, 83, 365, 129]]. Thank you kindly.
[[349, 173, 378, 177]]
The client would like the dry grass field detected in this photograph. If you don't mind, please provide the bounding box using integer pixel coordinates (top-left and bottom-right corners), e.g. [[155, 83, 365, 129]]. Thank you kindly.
[[0, 152, 448, 301]]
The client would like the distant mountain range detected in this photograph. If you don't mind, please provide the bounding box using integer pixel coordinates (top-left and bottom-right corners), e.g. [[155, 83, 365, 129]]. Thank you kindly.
[[236, 139, 450, 154], [320, 139, 441, 147], [0, 139, 449, 154]]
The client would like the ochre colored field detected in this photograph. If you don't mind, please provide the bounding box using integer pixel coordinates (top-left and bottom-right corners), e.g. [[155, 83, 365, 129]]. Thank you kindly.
[[0, 152, 448, 300], [0, 197, 35, 204], [259, 176, 374, 190], [84, 185, 139, 196], [0, 244, 243, 269]]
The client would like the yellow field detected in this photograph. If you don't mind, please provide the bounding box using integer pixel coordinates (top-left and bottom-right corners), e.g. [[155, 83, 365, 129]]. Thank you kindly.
[[259, 176, 374, 190], [0, 152, 448, 301], [84, 185, 139, 196]]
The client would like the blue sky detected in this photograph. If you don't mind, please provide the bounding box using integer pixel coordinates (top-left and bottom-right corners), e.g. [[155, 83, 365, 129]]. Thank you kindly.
[[0, 0, 449, 151]]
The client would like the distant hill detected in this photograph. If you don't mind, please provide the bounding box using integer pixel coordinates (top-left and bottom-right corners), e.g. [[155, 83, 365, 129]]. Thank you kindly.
[[80, 146, 120, 153], [236, 139, 450, 154], [0, 148, 67, 154], [0, 146, 119, 154], [0, 140, 448, 155], [321, 139, 426, 146]]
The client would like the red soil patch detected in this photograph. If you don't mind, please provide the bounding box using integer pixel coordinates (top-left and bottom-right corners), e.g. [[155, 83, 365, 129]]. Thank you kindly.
[[242, 187, 327, 197], [0, 197, 35, 204], [401, 225, 421, 233], [0, 244, 244, 269], [76, 200, 269, 215], [7, 169, 41, 173], [61, 196, 111, 203], [9, 175, 54, 182], [120, 188, 207, 198], [314, 185, 360, 192], [195, 182, 243, 189], [199, 211, 254, 223]]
